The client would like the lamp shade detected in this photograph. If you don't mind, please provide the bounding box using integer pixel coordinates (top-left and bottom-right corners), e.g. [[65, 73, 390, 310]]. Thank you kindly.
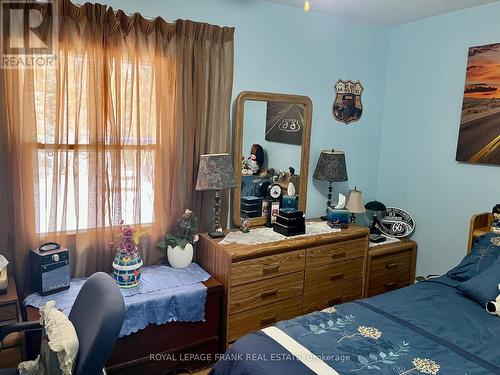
[[195, 153, 236, 191], [346, 188, 366, 214], [313, 150, 348, 182]]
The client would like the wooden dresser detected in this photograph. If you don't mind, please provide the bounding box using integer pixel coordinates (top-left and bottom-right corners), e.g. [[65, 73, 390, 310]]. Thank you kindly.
[[365, 240, 417, 297], [197, 224, 369, 346]]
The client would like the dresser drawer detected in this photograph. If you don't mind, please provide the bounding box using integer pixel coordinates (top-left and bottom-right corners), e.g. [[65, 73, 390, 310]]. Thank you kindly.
[[231, 250, 305, 286], [306, 238, 366, 269], [305, 257, 363, 291], [367, 250, 412, 296], [0, 303, 18, 324], [303, 278, 362, 313], [230, 272, 303, 315], [228, 297, 303, 342]]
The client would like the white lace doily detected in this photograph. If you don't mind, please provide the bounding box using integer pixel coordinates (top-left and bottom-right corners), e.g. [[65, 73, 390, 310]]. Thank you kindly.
[[220, 221, 340, 246]]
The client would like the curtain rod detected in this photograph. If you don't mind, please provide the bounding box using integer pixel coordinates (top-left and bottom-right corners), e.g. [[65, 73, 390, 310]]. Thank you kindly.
[[70, 1, 176, 23]]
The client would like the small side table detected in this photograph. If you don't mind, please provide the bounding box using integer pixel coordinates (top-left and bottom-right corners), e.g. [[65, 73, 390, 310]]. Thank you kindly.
[[365, 240, 417, 297], [0, 276, 24, 368]]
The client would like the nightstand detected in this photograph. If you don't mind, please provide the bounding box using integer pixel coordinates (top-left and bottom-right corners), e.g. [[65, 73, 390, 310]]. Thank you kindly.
[[0, 276, 24, 368], [364, 240, 417, 297]]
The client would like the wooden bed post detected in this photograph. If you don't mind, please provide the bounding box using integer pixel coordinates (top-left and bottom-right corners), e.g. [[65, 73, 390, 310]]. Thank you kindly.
[[467, 212, 493, 253]]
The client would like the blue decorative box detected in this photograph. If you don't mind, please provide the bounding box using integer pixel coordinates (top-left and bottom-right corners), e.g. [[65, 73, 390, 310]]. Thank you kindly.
[[327, 207, 349, 229]]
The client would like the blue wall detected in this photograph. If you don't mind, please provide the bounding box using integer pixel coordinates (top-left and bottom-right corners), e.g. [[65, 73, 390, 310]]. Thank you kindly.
[[378, 2, 500, 275], [103, 0, 499, 275], [104, 0, 389, 225]]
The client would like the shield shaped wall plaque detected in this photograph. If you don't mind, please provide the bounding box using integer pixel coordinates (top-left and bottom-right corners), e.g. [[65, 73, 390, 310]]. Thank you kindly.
[[333, 80, 363, 124]]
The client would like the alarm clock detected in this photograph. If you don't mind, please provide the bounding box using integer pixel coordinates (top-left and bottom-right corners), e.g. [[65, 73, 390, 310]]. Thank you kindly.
[[268, 183, 282, 199]]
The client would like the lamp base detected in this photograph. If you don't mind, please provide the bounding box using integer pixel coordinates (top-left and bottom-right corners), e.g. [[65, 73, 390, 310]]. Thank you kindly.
[[209, 231, 225, 239]]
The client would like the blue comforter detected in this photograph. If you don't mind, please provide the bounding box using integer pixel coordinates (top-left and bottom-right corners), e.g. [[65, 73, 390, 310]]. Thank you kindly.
[[212, 277, 500, 374]]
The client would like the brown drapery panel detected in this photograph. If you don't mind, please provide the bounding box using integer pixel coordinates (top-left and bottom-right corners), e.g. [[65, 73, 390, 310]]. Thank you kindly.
[[0, 0, 234, 296]]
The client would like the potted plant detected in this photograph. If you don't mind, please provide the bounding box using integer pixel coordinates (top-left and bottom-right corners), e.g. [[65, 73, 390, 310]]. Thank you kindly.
[[157, 209, 199, 268], [111, 222, 144, 288]]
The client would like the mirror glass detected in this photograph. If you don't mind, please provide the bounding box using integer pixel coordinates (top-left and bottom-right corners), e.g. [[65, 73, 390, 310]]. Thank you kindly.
[[236, 95, 310, 226]]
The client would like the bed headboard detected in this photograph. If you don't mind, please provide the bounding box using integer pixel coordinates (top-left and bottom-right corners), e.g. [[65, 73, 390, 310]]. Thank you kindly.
[[467, 212, 493, 254]]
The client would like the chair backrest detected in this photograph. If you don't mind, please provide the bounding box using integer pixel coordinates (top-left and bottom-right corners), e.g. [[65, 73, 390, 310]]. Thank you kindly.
[[69, 272, 125, 375]]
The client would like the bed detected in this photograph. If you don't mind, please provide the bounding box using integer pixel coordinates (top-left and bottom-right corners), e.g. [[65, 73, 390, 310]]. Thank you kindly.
[[211, 213, 500, 375]]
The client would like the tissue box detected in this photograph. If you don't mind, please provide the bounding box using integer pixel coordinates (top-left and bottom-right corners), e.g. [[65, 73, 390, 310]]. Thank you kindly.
[[282, 195, 298, 210], [327, 207, 349, 229]]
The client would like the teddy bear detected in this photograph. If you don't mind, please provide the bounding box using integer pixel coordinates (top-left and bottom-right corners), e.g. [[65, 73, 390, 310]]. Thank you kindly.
[[486, 284, 500, 317]]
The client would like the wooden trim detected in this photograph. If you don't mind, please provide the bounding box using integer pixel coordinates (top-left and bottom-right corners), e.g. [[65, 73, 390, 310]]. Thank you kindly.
[[467, 212, 493, 253], [232, 91, 313, 227]]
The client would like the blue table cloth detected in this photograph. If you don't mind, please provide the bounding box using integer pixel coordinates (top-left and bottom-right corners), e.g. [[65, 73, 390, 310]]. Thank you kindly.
[[24, 263, 211, 337]]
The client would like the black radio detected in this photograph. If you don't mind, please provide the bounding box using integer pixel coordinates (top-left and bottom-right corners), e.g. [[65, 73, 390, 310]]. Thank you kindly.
[[29, 243, 70, 296]]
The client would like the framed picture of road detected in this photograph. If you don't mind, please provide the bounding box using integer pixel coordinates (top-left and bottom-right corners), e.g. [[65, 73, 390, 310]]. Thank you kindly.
[[456, 42, 500, 165], [265, 101, 304, 145]]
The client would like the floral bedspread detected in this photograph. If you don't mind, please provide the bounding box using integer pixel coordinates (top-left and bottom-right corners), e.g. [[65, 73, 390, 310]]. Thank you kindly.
[[212, 277, 500, 374]]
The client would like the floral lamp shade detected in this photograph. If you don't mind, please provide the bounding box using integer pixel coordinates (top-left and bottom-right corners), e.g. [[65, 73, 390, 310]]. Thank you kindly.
[[313, 150, 348, 182], [195, 153, 236, 191]]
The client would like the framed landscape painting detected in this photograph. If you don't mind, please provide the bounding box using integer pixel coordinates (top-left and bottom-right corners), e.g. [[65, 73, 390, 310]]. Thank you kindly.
[[456, 42, 500, 165]]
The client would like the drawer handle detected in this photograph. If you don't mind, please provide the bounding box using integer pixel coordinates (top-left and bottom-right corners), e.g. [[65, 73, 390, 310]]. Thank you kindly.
[[331, 251, 346, 260], [386, 263, 399, 270], [260, 315, 277, 326], [385, 281, 397, 289], [329, 272, 344, 281], [261, 289, 278, 298], [328, 297, 342, 305], [263, 264, 280, 275]]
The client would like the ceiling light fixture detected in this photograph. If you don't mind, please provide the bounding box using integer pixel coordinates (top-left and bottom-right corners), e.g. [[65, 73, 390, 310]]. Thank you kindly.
[[304, 0, 310, 12]]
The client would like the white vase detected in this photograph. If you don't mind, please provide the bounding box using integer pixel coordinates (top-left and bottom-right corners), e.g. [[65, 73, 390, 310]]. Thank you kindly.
[[167, 243, 193, 268]]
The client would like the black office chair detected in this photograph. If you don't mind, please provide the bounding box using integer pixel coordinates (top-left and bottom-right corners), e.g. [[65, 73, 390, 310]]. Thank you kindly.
[[0, 272, 125, 375]]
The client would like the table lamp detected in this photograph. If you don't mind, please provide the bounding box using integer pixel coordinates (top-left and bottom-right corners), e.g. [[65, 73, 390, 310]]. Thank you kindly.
[[196, 153, 236, 239], [346, 187, 366, 223], [364, 200, 387, 234], [313, 149, 348, 220]]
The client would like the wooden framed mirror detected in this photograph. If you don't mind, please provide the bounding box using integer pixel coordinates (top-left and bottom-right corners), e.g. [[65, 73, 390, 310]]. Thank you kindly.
[[232, 91, 312, 227]]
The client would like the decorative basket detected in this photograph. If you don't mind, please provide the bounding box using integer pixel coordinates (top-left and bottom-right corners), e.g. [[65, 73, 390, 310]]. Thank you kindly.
[[112, 251, 143, 288]]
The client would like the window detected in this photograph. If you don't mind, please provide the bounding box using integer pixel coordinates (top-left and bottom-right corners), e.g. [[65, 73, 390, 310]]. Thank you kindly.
[[34, 54, 156, 233]]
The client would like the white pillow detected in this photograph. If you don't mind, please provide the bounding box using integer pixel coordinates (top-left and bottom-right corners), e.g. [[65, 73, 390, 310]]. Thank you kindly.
[[18, 301, 79, 375]]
